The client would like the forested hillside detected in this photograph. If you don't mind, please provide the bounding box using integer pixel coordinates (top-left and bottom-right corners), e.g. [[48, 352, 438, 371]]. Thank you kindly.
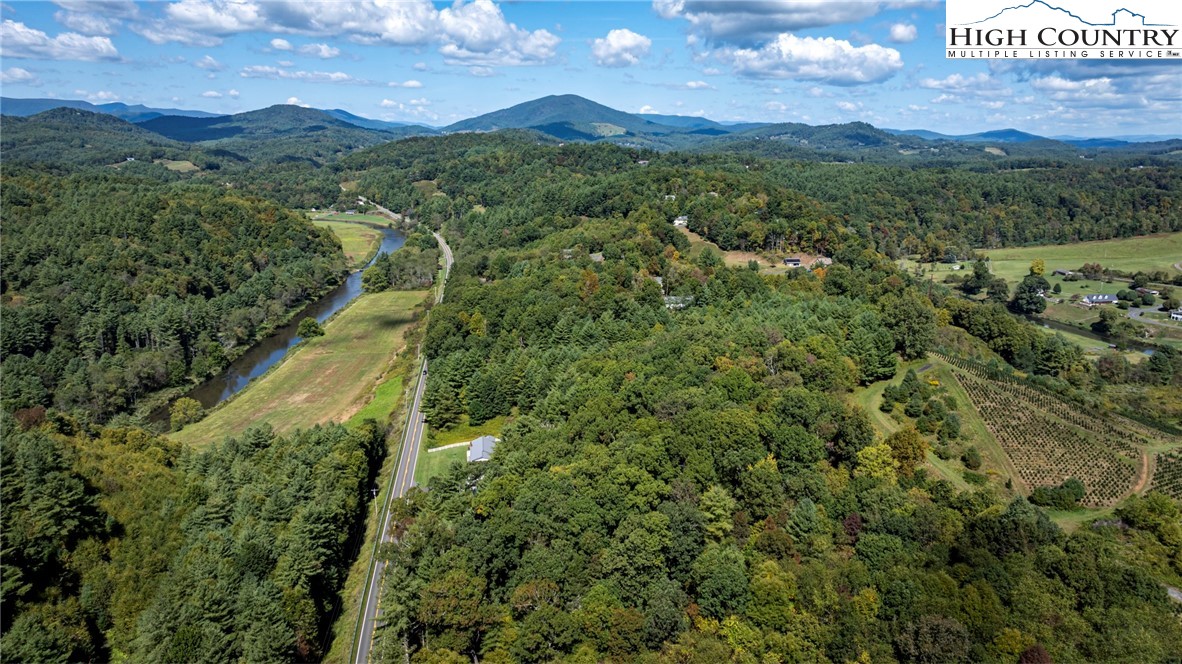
[[368, 164, 1182, 661], [0, 168, 346, 420], [341, 135, 1181, 259], [1, 414, 385, 661]]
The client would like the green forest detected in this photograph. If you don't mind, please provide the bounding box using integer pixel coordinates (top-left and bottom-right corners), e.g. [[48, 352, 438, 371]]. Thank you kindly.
[[2, 107, 1180, 663]]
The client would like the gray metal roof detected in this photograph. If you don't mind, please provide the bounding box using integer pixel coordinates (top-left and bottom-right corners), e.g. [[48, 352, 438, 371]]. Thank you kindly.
[[467, 435, 497, 463]]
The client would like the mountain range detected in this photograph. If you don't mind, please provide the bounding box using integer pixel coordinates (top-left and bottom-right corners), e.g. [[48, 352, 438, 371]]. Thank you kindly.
[[3, 94, 1179, 165]]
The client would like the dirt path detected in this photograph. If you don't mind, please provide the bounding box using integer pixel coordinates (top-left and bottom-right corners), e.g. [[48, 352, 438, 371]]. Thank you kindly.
[[1129, 451, 1153, 496]]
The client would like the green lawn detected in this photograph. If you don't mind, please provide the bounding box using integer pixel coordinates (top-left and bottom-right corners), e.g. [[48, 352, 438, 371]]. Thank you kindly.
[[414, 445, 466, 485], [311, 218, 383, 268], [173, 291, 426, 448], [426, 414, 511, 449], [983, 232, 1182, 282], [345, 375, 404, 428]]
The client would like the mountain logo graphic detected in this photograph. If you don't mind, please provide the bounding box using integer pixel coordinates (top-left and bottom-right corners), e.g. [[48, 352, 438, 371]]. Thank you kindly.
[[963, 0, 1172, 27]]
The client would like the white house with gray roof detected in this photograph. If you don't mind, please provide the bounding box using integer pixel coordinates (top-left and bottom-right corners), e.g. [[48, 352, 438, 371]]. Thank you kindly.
[[467, 435, 498, 463]]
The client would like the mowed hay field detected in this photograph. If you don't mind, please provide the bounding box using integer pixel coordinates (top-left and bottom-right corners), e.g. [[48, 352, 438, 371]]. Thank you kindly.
[[173, 290, 427, 447], [983, 232, 1182, 283], [312, 218, 382, 268]]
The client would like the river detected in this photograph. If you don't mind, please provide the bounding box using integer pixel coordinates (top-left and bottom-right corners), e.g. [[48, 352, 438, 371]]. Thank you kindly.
[[162, 224, 405, 417]]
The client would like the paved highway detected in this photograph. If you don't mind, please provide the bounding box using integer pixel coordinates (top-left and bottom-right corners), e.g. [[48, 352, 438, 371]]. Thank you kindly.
[[353, 229, 451, 664]]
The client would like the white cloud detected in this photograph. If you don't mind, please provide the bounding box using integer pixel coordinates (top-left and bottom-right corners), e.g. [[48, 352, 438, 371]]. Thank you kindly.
[[654, 0, 882, 44], [413, 61, 428, 71], [286, 96, 309, 107], [228, 88, 240, 98], [888, 23, 917, 43], [195, 54, 224, 71], [590, 28, 651, 67], [201, 90, 222, 98], [298, 42, 339, 58], [638, 104, 658, 113], [131, 19, 220, 46], [1, 19, 120, 61], [1, 67, 36, 83], [468, 66, 495, 77], [270, 37, 292, 50], [388, 80, 424, 88], [52, 1, 138, 19], [920, 72, 995, 91], [716, 34, 902, 86], [836, 100, 859, 112], [982, 100, 1005, 109], [240, 64, 372, 84], [277, 60, 294, 67], [151, 0, 557, 67], [684, 80, 712, 89], [54, 11, 116, 35], [437, 0, 559, 66], [930, 93, 958, 104], [379, 97, 438, 121], [764, 101, 788, 112], [75, 88, 118, 102]]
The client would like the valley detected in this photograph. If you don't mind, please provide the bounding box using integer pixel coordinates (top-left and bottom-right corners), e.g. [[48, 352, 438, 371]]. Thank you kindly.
[[3, 89, 1181, 663]]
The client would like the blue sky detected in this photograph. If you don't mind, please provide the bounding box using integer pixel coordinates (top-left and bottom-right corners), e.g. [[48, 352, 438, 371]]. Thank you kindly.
[[1, 1, 1178, 136]]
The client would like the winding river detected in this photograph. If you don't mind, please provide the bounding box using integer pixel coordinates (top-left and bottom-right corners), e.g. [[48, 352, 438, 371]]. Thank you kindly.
[[171, 224, 405, 414]]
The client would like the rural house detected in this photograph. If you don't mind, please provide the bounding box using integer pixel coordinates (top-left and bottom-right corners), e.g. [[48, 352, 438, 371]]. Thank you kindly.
[[1082, 294, 1119, 306], [1171, 309, 1182, 322], [673, 216, 689, 227], [467, 436, 498, 463]]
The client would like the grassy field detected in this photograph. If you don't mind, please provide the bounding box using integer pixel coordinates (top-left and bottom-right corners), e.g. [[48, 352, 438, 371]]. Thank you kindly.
[[426, 414, 510, 449], [983, 232, 1182, 282], [312, 218, 383, 268], [677, 228, 791, 274], [414, 445, 466, 485], [345, 375, 403, 428], [173, 291, 426, 447], [853, 358, 1010, 492], [154, 159, 200, 172]]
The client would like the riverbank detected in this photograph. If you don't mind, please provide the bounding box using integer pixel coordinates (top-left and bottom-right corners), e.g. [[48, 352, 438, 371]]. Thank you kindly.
[[172, 290, 428, 448]]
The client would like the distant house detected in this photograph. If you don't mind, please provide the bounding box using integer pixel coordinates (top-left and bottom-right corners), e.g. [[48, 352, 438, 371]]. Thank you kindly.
[[345, 209, 357, 215], [467, 436, 498, 463], [673, 216, 689, 227], [1172, 309, 1182, 322], [1136, 287, 1160, 296], [783, 258, 802, 267], [950, 264, 963, 271], [561, 249, 574, 260], [1053, 269, 1074, 277], [637, 160, 649, 166], [783, 255, 832, 269], [1082, 294, 1119, 306], [664, 295, 694, 310], [664, 194, 676, 201], [589, 252, 605, 263]]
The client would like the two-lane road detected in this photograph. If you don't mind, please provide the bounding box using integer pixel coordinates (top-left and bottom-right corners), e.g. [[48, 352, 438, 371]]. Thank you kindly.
[[353, 229, 451, 664]]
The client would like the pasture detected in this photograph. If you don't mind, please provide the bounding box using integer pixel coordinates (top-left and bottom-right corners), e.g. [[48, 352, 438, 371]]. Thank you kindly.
[[983, 232, 1182, 282], [173, 291, 427, 447], [313, 218, 383, 268]]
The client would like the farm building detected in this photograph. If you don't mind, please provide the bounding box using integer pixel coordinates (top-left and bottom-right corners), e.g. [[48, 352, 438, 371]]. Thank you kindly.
[[1172, 309, 1182, 322], [1136, 287, 1160, 296], [467, 436, 498, 463], [783, 255, 833, 269], [1082, 294, 1119, 306], [1053, 269, 1074, 276]]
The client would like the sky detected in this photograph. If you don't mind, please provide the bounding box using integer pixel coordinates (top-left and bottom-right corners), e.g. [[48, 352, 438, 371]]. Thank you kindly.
[[0, 0, 1178, 136]]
